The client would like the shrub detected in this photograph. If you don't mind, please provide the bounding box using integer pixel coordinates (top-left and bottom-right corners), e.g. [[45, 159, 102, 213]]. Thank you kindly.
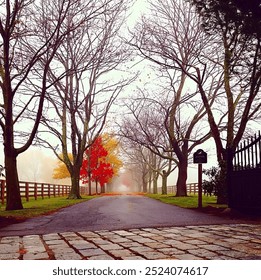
[[202, 163, 226, 198]]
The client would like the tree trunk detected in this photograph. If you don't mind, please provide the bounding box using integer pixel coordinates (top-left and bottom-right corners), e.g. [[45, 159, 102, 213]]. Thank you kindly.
[[161, 171, 168, 195], [68, 169, 82, 199], [88, 179, 92, 196], [152, 171, 158, 194], [142, 177, 148, 193], [216, 162, 227, 204], [148, 170, 152, 193], [101, 184, 105, 194], [176, 160, 187, 196], [226, 147, 234, 207], [95, 180, 98, 194], [5, 152, 23, 210], [216, 151, 230, 205], [142, 174, 147, 193], [153, 179, 158, 194]]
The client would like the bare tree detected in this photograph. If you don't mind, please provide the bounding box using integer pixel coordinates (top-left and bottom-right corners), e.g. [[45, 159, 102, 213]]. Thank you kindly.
[[133, 0, 261, 203], [0, 0, 83, 210], [188, 1, 261, 203], [120, 124, 176, 194], [37, 0, 134, 198], [119, 75, 215, 196], [124, 0, 222, 196], [140, 149, 175, 195], [121, 140, 152, 193]]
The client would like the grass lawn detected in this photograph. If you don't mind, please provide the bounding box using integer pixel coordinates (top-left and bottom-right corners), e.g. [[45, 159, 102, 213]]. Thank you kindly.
[[146, 193, 227, 209], [0, 196, 96, 220]]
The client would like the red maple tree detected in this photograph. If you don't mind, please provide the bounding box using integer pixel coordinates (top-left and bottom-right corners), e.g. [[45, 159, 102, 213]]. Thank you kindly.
[[80, 136, 114, 188]]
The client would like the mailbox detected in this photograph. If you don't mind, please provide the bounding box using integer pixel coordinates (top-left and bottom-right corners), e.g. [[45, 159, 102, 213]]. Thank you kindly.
[[193, 149, 207, 164]]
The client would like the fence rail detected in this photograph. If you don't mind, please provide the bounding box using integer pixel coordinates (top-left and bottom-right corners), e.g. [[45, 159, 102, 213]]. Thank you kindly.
[[0, 179, 203, 205], [160, 183, 199, 195], [0, 180, 73, 205]]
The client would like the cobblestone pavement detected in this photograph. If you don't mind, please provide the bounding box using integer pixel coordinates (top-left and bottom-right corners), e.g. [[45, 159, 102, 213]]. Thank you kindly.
[[0, 223, 260, 260]]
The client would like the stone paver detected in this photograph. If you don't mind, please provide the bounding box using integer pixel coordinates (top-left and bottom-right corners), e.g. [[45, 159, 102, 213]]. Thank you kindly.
[[0, 223, 260, 260]]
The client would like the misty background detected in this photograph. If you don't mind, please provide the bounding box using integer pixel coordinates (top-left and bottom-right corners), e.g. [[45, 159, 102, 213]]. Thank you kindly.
[[0, 139, 219, 193]]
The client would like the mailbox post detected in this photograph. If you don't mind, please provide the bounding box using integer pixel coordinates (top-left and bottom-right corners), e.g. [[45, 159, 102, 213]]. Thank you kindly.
[[193, 149, 207, 209]]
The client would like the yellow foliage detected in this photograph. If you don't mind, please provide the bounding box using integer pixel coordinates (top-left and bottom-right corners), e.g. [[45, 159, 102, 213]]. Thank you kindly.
[[52, 154, 73, 179], [102, 133, 123, 178]]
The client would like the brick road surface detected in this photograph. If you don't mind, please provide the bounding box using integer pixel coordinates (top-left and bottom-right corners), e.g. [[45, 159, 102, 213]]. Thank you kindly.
[[0, 223, 260, 260]]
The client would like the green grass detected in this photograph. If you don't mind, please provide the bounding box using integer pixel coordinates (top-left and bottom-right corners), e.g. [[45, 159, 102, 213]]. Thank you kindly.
[[0, 196, 96, 220], [146, 193, 227, 209]]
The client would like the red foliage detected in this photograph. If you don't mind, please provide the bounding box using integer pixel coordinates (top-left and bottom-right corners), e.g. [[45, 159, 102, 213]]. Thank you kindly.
[[80, 136, 114, 187]]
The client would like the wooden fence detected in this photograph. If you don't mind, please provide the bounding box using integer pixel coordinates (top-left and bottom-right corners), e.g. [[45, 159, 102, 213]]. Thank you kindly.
[[0, 179, 203, 205], [0, 180, 73, 205], [159, 183, 199, 195]]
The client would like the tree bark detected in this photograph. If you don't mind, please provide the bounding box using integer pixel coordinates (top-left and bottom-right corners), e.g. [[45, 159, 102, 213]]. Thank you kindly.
[[5, 151, 23, 210], [216, 148, 234, 205], [88, 178, 92, 196], [148, 169, 152, 193], [161, 171, 168, 195], [176, 160, 188, 196], [68, 168, 82, 199], [142, 173, 148, 193], [216, 160, 227, 204], [226, 147, 234, 207], [4, 86, 23, 210], [152, 171, 158, 194]]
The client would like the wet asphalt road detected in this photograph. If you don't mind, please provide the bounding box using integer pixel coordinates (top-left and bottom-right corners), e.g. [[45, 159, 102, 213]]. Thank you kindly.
[[0, 195, 259, 236]]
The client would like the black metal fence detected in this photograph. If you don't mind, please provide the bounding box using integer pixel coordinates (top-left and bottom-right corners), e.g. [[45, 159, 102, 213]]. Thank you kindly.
[[230, 131, 261, 213]]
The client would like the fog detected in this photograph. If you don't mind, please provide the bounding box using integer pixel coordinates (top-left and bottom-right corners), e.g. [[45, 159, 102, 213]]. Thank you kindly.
[[17, 147, 70, 185], [108, 170, 140, 193], [0, 137, 219, 189], [15, 148, 138, 192]]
